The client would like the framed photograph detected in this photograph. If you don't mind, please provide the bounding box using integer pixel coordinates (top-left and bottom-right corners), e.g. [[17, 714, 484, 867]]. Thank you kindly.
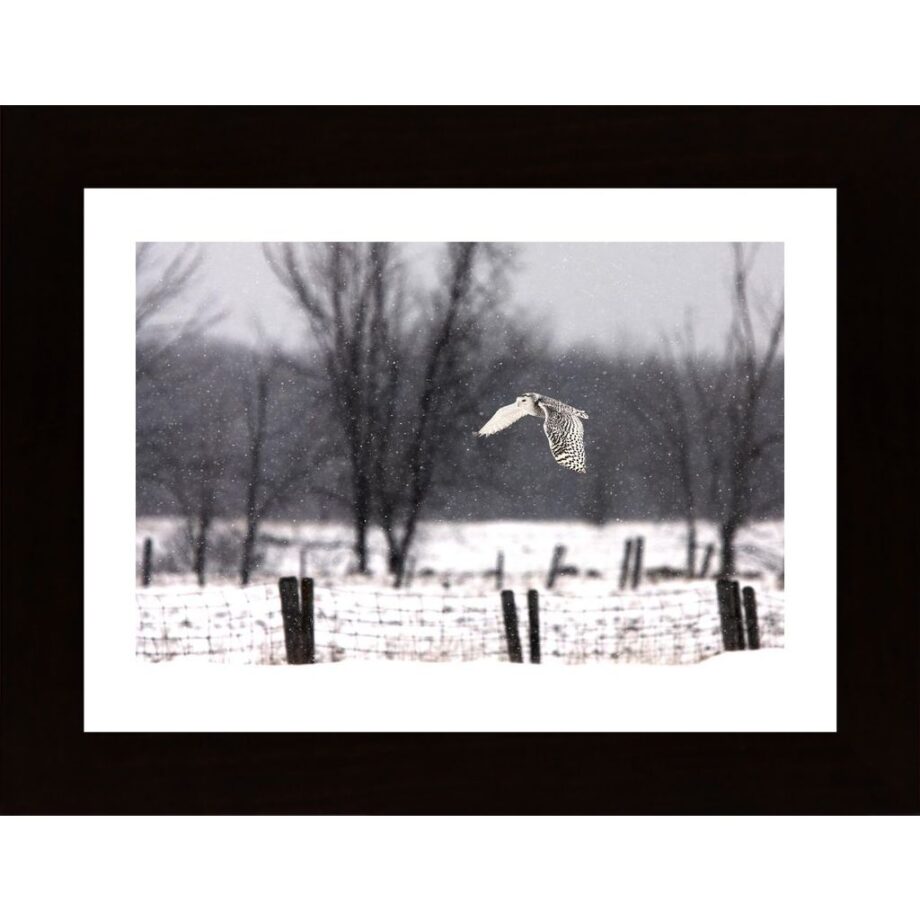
[[2, 107, 916, 813]]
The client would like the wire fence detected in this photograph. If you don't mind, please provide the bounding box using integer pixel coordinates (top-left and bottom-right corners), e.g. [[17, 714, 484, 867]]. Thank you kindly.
[[136, 582, 785, 665], [136, 584, 288, 664], [754, 590, 785, 651]]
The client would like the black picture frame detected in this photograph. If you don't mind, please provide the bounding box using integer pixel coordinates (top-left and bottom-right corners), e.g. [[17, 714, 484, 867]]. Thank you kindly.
[[1, 106, 917, 815]]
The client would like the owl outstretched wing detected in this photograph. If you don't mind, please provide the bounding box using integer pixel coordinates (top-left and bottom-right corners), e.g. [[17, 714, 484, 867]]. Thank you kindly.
[[540, 403, 587, 473], [475, 403, 529, 437]]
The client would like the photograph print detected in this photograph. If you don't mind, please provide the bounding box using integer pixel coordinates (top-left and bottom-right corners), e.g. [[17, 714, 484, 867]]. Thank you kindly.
[[135, 240, 784, 667]]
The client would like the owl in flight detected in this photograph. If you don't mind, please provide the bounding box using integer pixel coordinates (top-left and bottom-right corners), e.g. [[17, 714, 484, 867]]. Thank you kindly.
[[476, 393, 589, 473]]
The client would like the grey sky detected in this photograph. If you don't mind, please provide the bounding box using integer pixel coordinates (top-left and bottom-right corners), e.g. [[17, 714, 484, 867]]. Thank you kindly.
[[146, 241, 783, 354]]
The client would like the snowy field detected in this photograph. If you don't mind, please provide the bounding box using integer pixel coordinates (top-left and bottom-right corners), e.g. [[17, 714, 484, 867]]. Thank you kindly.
[[136, 517, 784, 591], [136, 518, 784, 665]]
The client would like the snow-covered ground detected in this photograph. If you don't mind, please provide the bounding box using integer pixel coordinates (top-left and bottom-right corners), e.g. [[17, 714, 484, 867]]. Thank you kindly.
[[136, 518, 784, 665], [136, 517, 784, 592]]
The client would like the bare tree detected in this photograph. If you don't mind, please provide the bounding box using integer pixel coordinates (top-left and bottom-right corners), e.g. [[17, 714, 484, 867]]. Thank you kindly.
[[623, 353, 701, 576], [374, 243, 521, 584], [143, 421, 229, 587], [686, 243, 785, 575], [136, 243, 227, 383], [136, 243, 203, 377], [264, 241, 529, 582], [263, 242, 403, 574], [621, 245, 783, 577], [237, 348, 330, 585], [137, 349, 234, 586]]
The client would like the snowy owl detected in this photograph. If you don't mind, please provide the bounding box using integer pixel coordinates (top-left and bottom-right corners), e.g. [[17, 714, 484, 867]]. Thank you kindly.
[[476, 393, 589, 473]]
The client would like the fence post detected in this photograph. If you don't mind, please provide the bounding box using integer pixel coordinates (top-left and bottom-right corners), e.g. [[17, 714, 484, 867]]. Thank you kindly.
[[742, 586, 760, 650], [299, 547, 308, 580], [699, 543, 714, 579], [495, 551, 504, 591], [631, 536, 644, 589], [500, 590, 523, 663], [731, 579, 746, 650], [716, 578, 737, 651], [526, 589, 541, 663], [546, 544, 566, 589], [142, 537, 153, 587], [300, 577, 316, 664], [278, 576, 306, 664], [619, 539, 633, 590]]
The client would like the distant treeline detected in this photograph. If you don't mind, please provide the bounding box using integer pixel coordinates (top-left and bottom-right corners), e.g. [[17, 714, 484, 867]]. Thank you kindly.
[[137, 340, 783, 520]]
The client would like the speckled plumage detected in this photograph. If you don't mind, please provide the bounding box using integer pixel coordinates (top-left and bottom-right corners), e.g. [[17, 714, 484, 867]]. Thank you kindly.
[[475, 392, 589, 473]]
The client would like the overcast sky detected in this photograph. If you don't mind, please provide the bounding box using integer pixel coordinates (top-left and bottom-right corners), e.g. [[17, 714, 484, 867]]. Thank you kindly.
[[144, 241, 783, 355]]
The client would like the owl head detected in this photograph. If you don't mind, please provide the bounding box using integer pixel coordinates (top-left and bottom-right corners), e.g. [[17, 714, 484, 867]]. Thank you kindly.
[[516, 393, 540, 414]]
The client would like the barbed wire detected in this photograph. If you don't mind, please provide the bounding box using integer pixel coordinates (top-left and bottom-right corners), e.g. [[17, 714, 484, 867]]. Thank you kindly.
[[136, 584, 287, 664], [136, 582, 785, 665], [313, 591, 505, 663], [755, 590, 785, 650]]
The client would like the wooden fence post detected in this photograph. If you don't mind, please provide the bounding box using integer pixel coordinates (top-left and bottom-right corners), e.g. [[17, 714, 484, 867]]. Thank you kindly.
[[619, 539, 633, 590], [699, 543, 714, 579], [716, 578, 737, 651], [526, 589, 541, 663], [742, 586, 760, 650], [500, 590, 523, 663], [300, 577, 316, 664], [717, 578, 747, 651], [631, 536, 644, 589], [546, 544, 566, 589], [142, 537, 153, 587], [495, 551, 504, 590], [278, 576, 307, 664], [299, 547, 308, 580], [731, 579, 746, 650]]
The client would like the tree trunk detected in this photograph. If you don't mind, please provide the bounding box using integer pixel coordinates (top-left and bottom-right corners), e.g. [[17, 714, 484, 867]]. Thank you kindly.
[[354, 520, 368, 573], [193, 516, 211, 587], [379, 512, 419, 588], [376, 498, 401, 578], [390, 547, 407, 586], [240, 370, 267, 586], [719, 519, 737, 577], [239, 516, 258, 586], [686, 518, 697, 578], [386, 542, 403, 580], [379, 521, 408, 587], [353, 498, 370, 574], [393, 511, 422, 588]]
